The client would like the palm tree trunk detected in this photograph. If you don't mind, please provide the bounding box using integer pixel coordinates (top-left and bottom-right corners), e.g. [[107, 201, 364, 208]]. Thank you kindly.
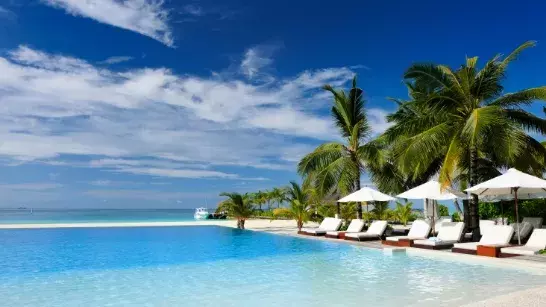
[[240, 219, 245, 229], [469, 145, 481, 241], [297, 219, 303, 230], [356, 175, 363, 219]]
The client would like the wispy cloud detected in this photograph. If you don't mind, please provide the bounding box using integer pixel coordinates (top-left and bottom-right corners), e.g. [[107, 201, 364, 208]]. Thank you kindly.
[[99, 56, 134, 64], [240, 43, 281, 80], [0, 183, 63, 190], [0, 45, 390, 180], [42, 0, 174, 46], [84, 189, 213, 201], [0, 6, 16, 19]]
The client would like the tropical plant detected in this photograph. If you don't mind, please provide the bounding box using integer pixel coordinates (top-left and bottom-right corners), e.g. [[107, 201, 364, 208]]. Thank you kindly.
[[273, 181, 312, 230], [385, 41, 546, 240], [250, 190, 268, 211], [372, 201, 392, 220], [394, 201, 413, 225], [219, 192, 254, 229], [438, 204, 449, 217], [269, 187, 287, 209], [298, 76, 382, 219]]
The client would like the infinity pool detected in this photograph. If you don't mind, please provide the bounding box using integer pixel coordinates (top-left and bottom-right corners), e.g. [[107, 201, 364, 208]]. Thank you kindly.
[[1, 226, 545, 306]]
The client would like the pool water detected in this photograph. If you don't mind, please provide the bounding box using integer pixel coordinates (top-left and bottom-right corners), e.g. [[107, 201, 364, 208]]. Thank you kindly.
[[0, 226, 545, 306]]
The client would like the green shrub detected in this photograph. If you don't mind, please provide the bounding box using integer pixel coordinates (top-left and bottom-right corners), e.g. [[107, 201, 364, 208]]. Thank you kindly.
[[438, 204, 449, 217]]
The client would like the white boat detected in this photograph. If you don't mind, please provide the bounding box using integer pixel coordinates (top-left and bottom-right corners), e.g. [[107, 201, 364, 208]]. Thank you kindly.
[[194, 207, 209, 220]]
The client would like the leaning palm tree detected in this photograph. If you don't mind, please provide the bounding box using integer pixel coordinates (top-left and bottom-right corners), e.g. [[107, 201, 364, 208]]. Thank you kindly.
[[219, 192, 254, 229], [273, 181, 312, 230], [298, 76, 381, 219], [393, 41, 546, 240]]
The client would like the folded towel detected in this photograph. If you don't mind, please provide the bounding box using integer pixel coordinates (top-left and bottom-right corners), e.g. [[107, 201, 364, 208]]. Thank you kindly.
[[428, 237, 442, 242]]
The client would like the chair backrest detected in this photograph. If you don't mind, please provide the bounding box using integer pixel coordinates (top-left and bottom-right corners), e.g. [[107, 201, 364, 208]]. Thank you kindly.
[[325, 218, 342, 231], [522, 217, 543, 230], [408, 220, 431, 238], [319, 218, 333, 229], [437, 222, 465, 242], [346, 219, 365, 232], [525, 229, 546, 249], [367, 220, 388, 235], [511, 222, 533, 240], [479, 225, 514, 245], [480, 220, 496, 235]]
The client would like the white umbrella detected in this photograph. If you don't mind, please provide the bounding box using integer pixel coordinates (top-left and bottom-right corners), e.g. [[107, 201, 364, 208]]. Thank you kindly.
[[338, 187, 395, 202], [466, 168, 546, 244], [337, 187, 395, 218], [397, 180, 467, 233], [397, 180, 467, 200]]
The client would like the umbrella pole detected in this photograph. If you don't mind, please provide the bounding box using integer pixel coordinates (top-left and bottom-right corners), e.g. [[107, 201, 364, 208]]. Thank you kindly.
[[336, 202, 340, 219], [500, 200, 504, 225], [514, 188, 521, 245]]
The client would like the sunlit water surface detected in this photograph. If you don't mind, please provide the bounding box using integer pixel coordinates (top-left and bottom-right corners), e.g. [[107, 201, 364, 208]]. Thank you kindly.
[[1, 226, 545, 306]]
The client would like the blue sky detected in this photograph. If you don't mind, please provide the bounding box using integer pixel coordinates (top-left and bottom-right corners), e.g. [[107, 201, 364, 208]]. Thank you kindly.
[[0, 0, 544, 209]]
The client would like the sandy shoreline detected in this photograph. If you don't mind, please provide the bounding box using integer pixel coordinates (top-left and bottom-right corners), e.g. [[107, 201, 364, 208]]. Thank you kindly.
[[2, 219, 546, 306]]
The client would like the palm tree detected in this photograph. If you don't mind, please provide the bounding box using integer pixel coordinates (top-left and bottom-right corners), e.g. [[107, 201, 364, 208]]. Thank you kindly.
[[269, 187, 287, 209], [298, 76, 381, 219], [250, 190, 268, 212], [219, 192, 254, 229], [273, 181, 312, 230], [394, 201, 413, 226], [391, 41, 546, 240], [372, 201, 392, 220]]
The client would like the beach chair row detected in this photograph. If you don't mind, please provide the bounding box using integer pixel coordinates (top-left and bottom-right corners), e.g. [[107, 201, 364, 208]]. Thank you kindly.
[[298, 217, 546, 257]]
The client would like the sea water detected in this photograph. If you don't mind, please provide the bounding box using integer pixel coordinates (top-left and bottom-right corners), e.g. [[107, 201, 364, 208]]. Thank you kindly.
[[0, 209, 197, 224]]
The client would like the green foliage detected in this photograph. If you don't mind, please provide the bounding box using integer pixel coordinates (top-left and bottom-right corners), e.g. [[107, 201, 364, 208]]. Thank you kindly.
[[298, 76, 383, 217], [372, 201, 393, 220], [219, 192, 255, 229], [394, 201, 413, 225], [438, 204, 449, 217], [452, 212, 463, 222], [272, 181, 313, 230], [478, 199, 546, 222]]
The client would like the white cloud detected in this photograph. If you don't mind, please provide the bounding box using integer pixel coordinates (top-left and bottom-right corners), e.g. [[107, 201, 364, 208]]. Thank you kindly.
[[240, 45, 277, 79], [0, 183, 63, 190], [42, 0, 173, 46], [368, 108, 393, 136], [84, 189, 212, 201], [99, 56, 134, 64], [0, 6, 15, 19], [0, 46, 385, 179]]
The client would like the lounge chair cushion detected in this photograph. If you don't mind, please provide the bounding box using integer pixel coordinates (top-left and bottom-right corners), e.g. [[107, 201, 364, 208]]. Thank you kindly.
[[437, 222, 465, 242], [453, 242, 479, 251], [301, 217, 342, 233], [367, 220, 388, 236], [414, 239, 458, 246], [407, 220, 431, 238], [511, 222, 533, 241], [500, 246, 542, 256], [454, 225, 514, 251], [344, 220, 387, 239], [522, 217, 544, 230], [479, 225, 514, 245], [346, 219, 365, 233], [525, 229, 546, 249]]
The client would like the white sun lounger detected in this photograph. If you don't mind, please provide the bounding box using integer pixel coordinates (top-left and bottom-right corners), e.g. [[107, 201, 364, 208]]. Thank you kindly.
[[325, 219, 365, 238], [501, 229, 546, 256], [413, 222, 465, 250], [383, 220, 431, 246], [511, 222, 533, 241], [300, 217, 342, 236], [464, 220, 496, 239], [344, 220, 388, 241], [432, 217, 453, 235], [453, 225, 514, 255], [522, 217, 544, 230]]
